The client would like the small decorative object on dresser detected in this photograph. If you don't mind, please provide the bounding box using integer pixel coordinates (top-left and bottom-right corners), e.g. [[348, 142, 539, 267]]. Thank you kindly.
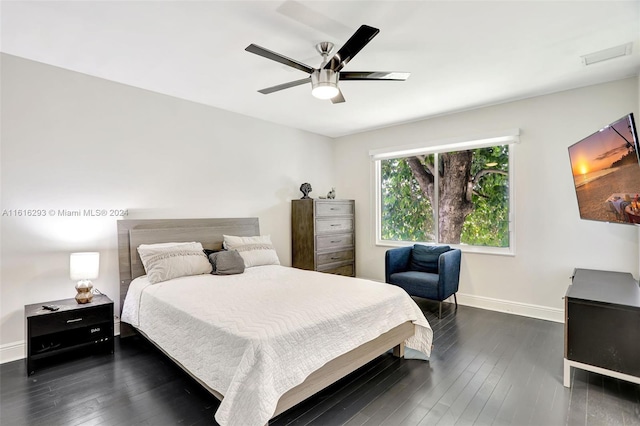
[[299, 182, 312, 199], [25, 294, 114, 375], [70, 252, 99, 304], [291, 199, 355, 276], [327, 187, 336, 199]]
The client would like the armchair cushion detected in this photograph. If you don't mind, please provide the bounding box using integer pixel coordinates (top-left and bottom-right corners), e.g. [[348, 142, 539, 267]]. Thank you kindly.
[[389, 271, 440, 300], [409, 244, 451, 273]]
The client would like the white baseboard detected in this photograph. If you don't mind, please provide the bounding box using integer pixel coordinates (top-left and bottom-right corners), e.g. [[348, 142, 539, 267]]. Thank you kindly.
[[0, 340, 25, 364], [454, 292, 564, 323], [1, 319, 121, 364], [363, 277, 565, 323]]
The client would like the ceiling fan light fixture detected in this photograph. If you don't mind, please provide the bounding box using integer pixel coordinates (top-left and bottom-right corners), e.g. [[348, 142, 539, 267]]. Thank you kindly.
[[312, 84, 339, 100], [311, 69, 339, 100]]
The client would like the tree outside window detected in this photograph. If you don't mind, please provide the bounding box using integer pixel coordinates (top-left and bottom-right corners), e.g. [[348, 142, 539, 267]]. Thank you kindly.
[[379, 145, 510, 248]]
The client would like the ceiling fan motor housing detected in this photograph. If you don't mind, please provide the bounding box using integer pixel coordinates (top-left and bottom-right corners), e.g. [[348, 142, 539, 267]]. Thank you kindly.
[[311, 69, 339, 99]]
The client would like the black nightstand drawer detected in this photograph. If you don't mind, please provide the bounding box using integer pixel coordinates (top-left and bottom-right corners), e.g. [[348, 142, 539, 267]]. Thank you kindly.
[[29, 305, 112, 337]]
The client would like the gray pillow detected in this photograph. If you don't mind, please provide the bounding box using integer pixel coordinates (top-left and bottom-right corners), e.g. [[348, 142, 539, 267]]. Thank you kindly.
[[208, 250, 245, 275]]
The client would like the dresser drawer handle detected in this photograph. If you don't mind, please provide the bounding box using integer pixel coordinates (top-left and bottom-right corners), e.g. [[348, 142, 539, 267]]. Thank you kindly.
[[330, 224, 340, 227], [330, 240, 342, 244], [330, 257, 341, 260], [330, 208, 337, 210], [66, 318, 83, 323]]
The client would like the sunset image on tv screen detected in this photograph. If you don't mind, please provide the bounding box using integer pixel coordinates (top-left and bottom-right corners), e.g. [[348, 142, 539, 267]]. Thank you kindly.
[[568, 114, 640, 224]]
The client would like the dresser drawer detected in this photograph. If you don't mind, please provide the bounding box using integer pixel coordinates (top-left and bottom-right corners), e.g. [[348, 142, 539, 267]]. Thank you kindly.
[[317, 249, 354, 267], [317, 233, 354, 251], [29, 305, 112, 337], [316, 218, 353, 234], [316, 202, 354, 217], [318, 263, 354, 277]]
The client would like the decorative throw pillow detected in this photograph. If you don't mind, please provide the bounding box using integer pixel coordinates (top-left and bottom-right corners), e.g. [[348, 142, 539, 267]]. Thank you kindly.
[[409, 244, 451, 273], [203, 248, 222, 257], [137, 242, 212, 284], [209, 250, 245, 275], [222, 234, 280, 268]]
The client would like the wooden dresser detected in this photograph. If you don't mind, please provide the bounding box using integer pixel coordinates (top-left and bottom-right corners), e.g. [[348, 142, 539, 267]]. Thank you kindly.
[[291, 199, 355, 277]]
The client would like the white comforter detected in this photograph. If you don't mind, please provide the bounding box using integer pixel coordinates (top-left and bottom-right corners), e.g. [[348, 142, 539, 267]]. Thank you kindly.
[[121, 265, 432, 426]]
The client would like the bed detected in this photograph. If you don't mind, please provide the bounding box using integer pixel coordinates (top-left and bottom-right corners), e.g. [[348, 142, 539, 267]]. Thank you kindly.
[[117, 218, 432, 426]]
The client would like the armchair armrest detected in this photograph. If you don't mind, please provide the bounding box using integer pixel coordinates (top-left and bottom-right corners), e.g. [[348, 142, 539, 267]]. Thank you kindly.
[[438, 249, 462, 299], [385, 246, 413, 283]]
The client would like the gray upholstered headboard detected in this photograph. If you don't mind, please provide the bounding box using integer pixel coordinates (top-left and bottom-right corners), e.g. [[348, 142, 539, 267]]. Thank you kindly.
[[116, 218, 260, 335]]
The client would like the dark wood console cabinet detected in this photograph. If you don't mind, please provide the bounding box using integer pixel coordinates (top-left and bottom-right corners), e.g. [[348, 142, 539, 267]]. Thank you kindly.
[[564, 268, 640, 387], [25, 295, 114, 375]]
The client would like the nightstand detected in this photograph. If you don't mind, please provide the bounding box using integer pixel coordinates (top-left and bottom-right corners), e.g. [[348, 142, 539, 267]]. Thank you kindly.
[[25, 294, 114, 375]]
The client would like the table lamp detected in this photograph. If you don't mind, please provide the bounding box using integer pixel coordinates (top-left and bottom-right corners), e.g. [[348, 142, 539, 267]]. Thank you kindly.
[[70, 252, 99, 304]]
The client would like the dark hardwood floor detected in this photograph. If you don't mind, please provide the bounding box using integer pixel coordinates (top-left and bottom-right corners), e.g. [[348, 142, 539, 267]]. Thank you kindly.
[[2, 300, 639, 426]]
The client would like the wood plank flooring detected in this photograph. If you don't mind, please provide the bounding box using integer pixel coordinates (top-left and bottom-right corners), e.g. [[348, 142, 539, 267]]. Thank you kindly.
[[2, 299, 640, 425]]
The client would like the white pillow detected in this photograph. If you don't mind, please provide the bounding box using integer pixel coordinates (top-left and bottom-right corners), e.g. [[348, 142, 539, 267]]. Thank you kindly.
[[137, 242, 212, 284], [223, 235, 280, 268]]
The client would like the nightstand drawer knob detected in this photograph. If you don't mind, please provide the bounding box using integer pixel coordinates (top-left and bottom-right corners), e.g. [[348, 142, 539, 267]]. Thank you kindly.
[[67, 318, 83, 323]]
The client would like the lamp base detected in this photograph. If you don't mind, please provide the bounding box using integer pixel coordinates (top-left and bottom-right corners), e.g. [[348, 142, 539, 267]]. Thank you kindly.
[[75, 280, 94, 304], [75, 290, 93, 304]]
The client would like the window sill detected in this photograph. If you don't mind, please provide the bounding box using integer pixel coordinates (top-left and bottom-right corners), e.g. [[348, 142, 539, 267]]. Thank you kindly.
[[376, 240, 515, 257]]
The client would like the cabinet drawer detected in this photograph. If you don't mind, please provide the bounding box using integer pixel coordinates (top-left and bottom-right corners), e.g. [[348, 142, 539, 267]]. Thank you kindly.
[[317, 233, 353, 251], [316, 218, 353, 234], [317, 249, 354, 266], [316, 202, 354, 217], [319, 263, 354, 277], [30, 305, 112, 337]]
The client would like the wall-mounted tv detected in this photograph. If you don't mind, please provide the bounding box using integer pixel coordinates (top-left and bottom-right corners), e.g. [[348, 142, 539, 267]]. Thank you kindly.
[[568, 113, 640, 225]]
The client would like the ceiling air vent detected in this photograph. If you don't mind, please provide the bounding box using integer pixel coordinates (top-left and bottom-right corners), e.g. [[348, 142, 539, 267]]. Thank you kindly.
[[581, 42, 633, 66]]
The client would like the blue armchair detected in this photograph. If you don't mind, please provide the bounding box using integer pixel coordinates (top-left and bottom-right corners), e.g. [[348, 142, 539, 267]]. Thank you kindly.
[[385, 245, 462, 318]]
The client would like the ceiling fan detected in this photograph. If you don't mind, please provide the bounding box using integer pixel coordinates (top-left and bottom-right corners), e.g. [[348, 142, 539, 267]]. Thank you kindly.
[[245, 25, 410, 104]]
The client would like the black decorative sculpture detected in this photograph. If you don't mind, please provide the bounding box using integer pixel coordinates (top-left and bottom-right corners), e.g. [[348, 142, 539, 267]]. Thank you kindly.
[[300, 183, 312, 199]]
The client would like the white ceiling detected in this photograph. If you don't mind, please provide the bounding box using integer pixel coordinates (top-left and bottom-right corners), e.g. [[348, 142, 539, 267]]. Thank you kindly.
[[2, 1, 639, 138]]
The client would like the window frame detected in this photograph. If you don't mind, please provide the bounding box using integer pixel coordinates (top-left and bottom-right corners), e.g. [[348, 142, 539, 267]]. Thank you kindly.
[[370, 130, 519, 256]]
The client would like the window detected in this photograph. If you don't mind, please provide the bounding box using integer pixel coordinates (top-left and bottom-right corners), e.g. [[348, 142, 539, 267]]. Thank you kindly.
[[372, 132, 518, 254]]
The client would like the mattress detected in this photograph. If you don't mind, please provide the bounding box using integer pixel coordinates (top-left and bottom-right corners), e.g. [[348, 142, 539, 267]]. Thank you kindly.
[[121, 265, 432, 426]]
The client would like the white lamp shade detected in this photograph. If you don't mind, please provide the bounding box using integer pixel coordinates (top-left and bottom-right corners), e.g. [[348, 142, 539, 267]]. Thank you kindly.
[[70, 252, 100, 280]]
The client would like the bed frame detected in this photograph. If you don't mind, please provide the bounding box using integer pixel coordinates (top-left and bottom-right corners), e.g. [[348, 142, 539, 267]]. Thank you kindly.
[[117, 218, 414, 419]]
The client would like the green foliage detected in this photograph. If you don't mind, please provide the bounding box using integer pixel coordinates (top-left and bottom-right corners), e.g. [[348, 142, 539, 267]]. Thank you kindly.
[[461, 146, 510, 247], [380, 145, 510, 247], [380, 157, 434, 241]]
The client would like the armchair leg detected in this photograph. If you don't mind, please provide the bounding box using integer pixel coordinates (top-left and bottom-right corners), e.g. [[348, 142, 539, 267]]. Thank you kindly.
[[454, 293, 458, 309], [438, 302, 442, 319]]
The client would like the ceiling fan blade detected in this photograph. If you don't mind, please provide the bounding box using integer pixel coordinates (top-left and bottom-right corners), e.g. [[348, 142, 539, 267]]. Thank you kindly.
[[340, 71, 410, 81], [258, 77, 311, 94], [331, 89, 346, 104], [246, 44, 315, 74], [324, 25, 380, 72]]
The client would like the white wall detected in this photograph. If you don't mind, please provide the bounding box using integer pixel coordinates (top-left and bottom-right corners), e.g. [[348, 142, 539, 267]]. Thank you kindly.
[[0, 54, 335, 361], [333, 78, 640, 321]]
